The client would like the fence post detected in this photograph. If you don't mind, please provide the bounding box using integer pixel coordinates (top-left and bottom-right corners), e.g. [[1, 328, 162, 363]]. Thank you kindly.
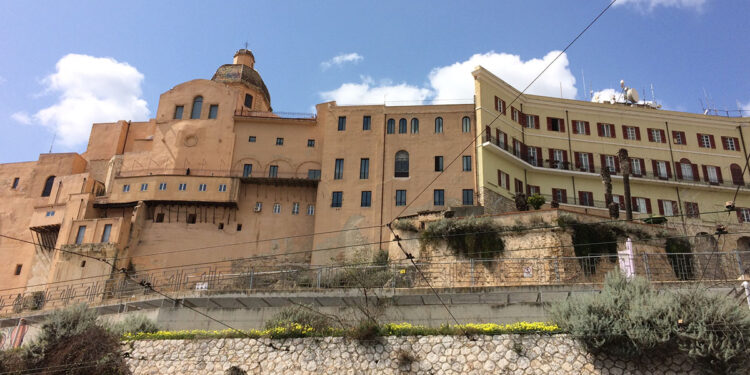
[[470, 259, 475, 287], [249, 270, 254, 290], [554, 258, 560, 282], [642, 254, 651, 281], [316, 268, 322, 289], [734, 251, 744, 276]]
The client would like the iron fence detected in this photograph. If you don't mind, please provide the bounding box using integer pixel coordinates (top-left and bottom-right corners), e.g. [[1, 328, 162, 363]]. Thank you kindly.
[[2, 251, 748, 316]]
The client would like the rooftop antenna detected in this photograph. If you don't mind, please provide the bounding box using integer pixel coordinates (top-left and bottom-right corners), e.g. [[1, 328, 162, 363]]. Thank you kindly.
[[581, 69, 587, 101], [650, 83, 656, 105], [559, 82, 563, 98], [49, 132, 56, 153], [245, 42, 248, 49]]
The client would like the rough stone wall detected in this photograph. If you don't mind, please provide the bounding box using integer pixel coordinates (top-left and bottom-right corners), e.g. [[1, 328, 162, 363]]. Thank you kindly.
[[124, 335, 700, 375], [481, 186, 517, 214]]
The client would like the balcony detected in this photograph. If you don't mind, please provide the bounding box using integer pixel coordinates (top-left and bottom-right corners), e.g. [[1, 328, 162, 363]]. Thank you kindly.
[[96, 175, 239, 207], [482, 134, 747, 190], [239, 171, 320, 187], [234, 109, 316, 120]]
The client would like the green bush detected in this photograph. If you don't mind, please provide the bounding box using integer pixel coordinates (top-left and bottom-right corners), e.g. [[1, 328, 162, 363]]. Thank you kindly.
[[421, 216, 504, 258], [392, 219, 418, 232], [550, 272, 750, 374], [110, 314, 159, 336], [264, 304, 332, 333], [527, 194, 546, 210]]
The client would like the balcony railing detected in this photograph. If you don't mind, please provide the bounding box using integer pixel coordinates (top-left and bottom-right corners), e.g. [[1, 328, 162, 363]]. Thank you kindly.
[[482, 134, 747, 189], [234, 109, 316, 119], [116, 169, 321, 181]]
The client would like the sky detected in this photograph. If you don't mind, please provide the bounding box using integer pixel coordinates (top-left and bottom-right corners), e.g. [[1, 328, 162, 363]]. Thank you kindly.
[[0, 0, 748, 163]]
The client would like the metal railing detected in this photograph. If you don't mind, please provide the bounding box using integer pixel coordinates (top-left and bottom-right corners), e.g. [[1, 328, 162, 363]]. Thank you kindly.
[[234, 109, 316, 119], [113, 169, 320, 181], [2, 251, 748, 316], [482, 134, 748, 189]]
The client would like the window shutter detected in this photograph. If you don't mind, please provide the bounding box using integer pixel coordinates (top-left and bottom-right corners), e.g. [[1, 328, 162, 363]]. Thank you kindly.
[[658, 200, 664, 215], [485, 126, 491, 140], [691, 164, 699, 181], [722, 136, 728, 150], [675, 162, 683, 179], [702, 165, 709, 182], [734, 138, 741, 151], [588, 153, 595, 171], [631, 197, 637, 211], [561, 189, 568, 203], [648, 129, 654, 142], [560, 120, 565, 133], [574, 152, 581, 169], [578, 191, 585, 204], [716, 167, 723, 183], [520, 112, 526, 126], [640, 159, 646, 176], [504, 133, 508, 149], [672, 130, 679, 143], [534, 116, 540, 129], [600, 154, 606, 171], [659, 130, 666, 143], [666, 162, 672, 178], [652, 160, 658, 177], [549, 149, 554, 166], [621, 125, 627, 139], [536, 147, 542, 165], [635, 127, 641, 140], [696, 133, 703, 146], [495, 129, 500, 145], [505, 173, 510, 191], [552, 188, 558, 201], [494, 96, 499, 111], [671, 201, 679, 215], [709, 135, 716, 148], [585, 122, 590, 135], [597, 123, 603, 136], [562, 150, 568, 167], [497, 170, 502, 186], [547, 117, 553, 131], [645, 198, 652, 214]]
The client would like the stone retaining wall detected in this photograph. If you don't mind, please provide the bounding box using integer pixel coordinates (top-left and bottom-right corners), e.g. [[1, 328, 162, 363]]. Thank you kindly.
[[124, 334, 699, 374]]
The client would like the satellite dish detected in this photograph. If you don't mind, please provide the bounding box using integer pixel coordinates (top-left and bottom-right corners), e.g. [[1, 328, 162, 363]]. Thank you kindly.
[[626, 88, 639, 103], [620, 80, 625, 89]]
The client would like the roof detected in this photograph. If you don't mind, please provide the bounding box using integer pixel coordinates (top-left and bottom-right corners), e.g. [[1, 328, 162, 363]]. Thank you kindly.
[[211, 64, 272, 109]]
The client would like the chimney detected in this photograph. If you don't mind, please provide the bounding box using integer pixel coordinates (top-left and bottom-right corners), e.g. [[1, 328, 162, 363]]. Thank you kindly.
[[233, 49, 255, 69]]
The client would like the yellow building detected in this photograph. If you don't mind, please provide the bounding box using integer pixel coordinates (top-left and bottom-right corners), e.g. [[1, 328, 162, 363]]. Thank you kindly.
[[473, 66, 750, 227]]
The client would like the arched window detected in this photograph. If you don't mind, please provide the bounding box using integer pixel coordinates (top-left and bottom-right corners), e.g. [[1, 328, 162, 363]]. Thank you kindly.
[[462, 116, 471, 133], [190, 96, 203, 119], [731, 163, 744, 186], [435, 117, 443, 133], [395, 150, 409, 178], [411, 118, 419, 134], [386, 119, 395, 134], [398, 118, 407, 134], [41, 176, 55, 197]]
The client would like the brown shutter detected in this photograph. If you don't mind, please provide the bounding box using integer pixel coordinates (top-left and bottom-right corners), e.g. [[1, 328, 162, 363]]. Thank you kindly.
[[560, 119, 565, 133], [722, 136, 729, 150], [737, 209, 744, 223], [648, 129, 654, 142], [485, 126, 491, 141], [495, 129, 500, 146], [631, 197, 638, 211], [658, 200, 664, 215], [640, 159, 646, 176], [734, 137, 741, 151], [585, 122, 590, 135], [494, 96, 499, 111], [497, 170, 502, 186], [578, 191, 585, 205], [574, 152, 581, 169], [561, 189, 568, 203], [503, 133, 508, 149], [680, 131, 686, 145], [709, 134, 716, 148], [652, 160, 658, 177], [635, 127, 641, 140], [697, 133, 703, 146], [589, 153, 595, 172], [659, 129, 666, 143], [675, 162, 683, 179], [609, 125, 614, 138], [520, 112, 526, 126], [549, 149, 554, 167], [672, 130, 679, 143], [691, 164, 699, 181], [614, 157, 621, 173], [534, 116, 540, 129], [562, 150, 568, 168], [505, 173, 510, 190], [552, 188, 558, 201], [622, 125, 628, 139], [535, 147, 542, 166], [597, 123, 603, 136], [702, 165, 709, 182], [547, 117, 553, 131], [645, 198, 652, 214], [600, 154, 606, 171], [666, 162, 672, 178], [716, 167, 723, 183]]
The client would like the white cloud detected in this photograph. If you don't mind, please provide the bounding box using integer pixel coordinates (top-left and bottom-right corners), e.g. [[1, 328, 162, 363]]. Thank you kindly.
[[615, 0, 706, 11], [320, 50, 577, 106], [13, 54, 149, 148], [321, 53, 364, 70], [320, 76, 432, 105], [10, 112, 32, 125], [591, 88, 624, 103]]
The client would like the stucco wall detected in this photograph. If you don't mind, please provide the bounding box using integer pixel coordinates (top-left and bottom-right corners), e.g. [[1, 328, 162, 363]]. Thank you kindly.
[[124, 335, 700, 375]]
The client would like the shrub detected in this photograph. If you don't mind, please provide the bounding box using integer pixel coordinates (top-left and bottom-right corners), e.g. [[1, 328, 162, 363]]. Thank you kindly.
[[264, 304, 332, 333], [110, 314, 159, 336], [225, 366, 247, 375], [392, 219, 418, 232], [527, 194, 545, 210], [348, 319, 380, 342], [421, 216, 504, 258], [550, 272, 750, 374], [323, 249, 391, 288]]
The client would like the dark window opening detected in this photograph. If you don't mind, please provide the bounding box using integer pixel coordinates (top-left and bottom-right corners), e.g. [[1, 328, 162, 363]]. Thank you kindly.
[[248, 136, 256, 142], [190, 96, 203, 119], [338, 116, 346, 131], [14, 264, 22, 275], [360, 158, 369, 179], [334, 159, 344, 179], [244, 94, 253, 108], [462, 189, 474, 205], [12, 177, 19, 189], [307, 139, 315, 147], [395, 190, 406, 206], [434, 189, 445, 206], [435, 156, 444, 171], [307, 169, 321, 180], [268, 165, 278, 178], [187, 214, 197, 224], [75, 226, 86, 244], [395, 150, 409, 177], [80, 261, 86, 268], [363, 116, 371, 130], [155, 213, 165, 223], [361, 191, 372, 207], [218, 223, 224, 230], [243, 164, 253, 177], [331, 191, 343, 207], [208, 104, 219, 119], [237, 224, 243, 231], [276, 138, 284, 146], [387, 119, 395, 134], [41, 176, 55, 197], [101, 224, 112, 243], [398, 118, 407, 134], [174, 106, 184, 120]]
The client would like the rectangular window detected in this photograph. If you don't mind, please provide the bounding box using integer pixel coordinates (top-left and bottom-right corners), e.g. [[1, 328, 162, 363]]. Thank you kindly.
[[255, 202, 263, 212], [525, 115, 536, 129], [434, 189, 445, 206], [187, 214, 197, 224], [435, 156, 444, 171], [497, 130, 506, 149], [722, 136, 739, 151], [140, 183, 148, 192], [11, 177, 19, 189], [635, 197, 648, 213], [631, 158, 642, 176], [236, 224, 242, 231], [548, 118, 564, 132], [45, 211, 55, 217], [706, 166, 719, 183], [553, 149, 565, 169], [574, 121, 587, 135], [361, 191, 372, 207], [178, 183, 187, 191], [496, 97, 506, 114], [528, 147, 538, 166], [101, 224, 112, 243], [276, 137, 284, 146], [685, 202, 700, 218], [660, 200, 675, 216], [655, 161, 667, 178], [363, 116, 371, 130], [292, 202, 300, 215], [122, 184, 130, 192], [268, 165, 278, 178], [601, 124, 613, 137], [218, 184, 227, 192], [208, 105, 219, 119], [649, 128, 663, 143], [552, 188, 567, 204], [699, 133, 713, 148], [334, 159, 344, 179], [243, 164, 253, 177], [578, 153, 590, 172], [527, 185, 540, 195], [338, 116, 346, 131], [673, 131, 685, 145], [605, 155, 616, 173], [158, 182, 167, 191], [462, 155, 472, 171], [331, 192, 343, 207], [248, 136, 256, 142], [244, 94, 253, 108], [307, 139, 315, 147], [625, 126, 637, 140], [360, 158, 369, 179], [739, 208, 750, 223], [498, 170, 509, 189], [395, 190, 406, 206], [14, 264, 22, 276], [307, 169, 321, 180], [511, 107, 520, 122], [174, 106, 184, 119], [579, 191, 594, 207], [513, 139, 522, 158], [75, 226, 86, 245], [681, 163, 694, 180], [273, 203, 281, 214], [514, 179, 523, 193], [462, 189, 474, 205], [155, 213, 164, 223], [198, 183, 207, 192], [307, 204, 315, 215]]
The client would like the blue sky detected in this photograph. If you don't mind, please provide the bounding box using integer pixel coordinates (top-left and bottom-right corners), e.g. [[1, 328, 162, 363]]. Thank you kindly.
[[1, 0, 748, 163]]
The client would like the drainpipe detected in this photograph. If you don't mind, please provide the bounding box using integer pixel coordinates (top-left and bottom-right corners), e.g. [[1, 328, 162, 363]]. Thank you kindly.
[[378, 112, 387, 251]]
